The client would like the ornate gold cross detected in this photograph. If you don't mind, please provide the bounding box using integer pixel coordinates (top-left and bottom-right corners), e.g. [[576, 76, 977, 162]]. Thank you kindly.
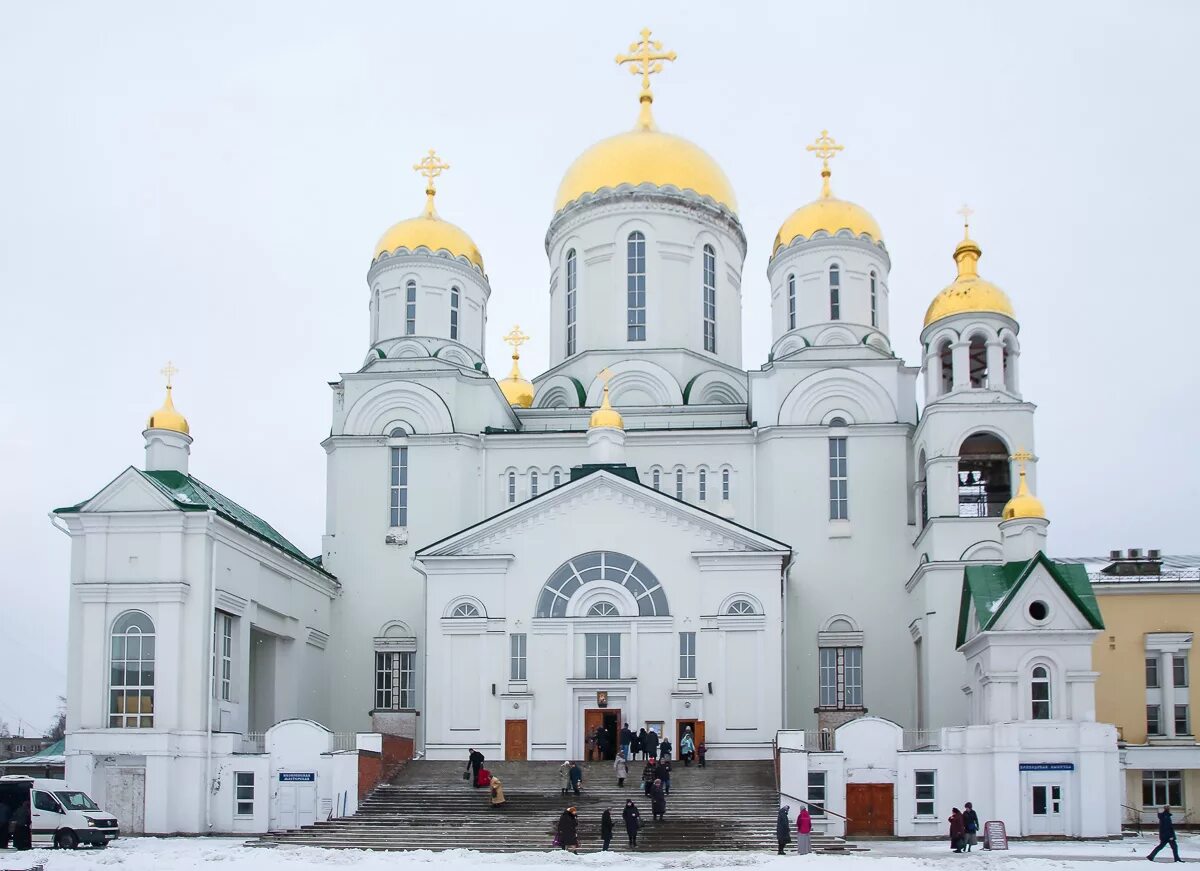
[[502, 325, 530, 357], [598, 367, 613, 388], [958, 204, 974, 239], [806, 130, 844, 197], [616, 28, 676, 128], [160, 360, 179, 387], [1011, 448, 1034, 472], [413, 149, 450, 215]]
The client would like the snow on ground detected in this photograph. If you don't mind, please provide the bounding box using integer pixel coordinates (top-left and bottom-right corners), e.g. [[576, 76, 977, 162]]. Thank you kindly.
[[5, 835, 1200, 871]]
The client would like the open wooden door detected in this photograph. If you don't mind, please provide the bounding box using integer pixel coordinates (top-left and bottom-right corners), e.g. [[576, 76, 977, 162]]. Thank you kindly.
[[504, 719, 527, 760]]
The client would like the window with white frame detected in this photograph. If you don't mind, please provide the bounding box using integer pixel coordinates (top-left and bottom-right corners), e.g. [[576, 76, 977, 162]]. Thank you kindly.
[[679, 632, 696, 680], [675, 468, 684, 500], [1143, 770, 1183, 807], [915, 770, 936, 816], [1147, 657, 1160, 688], [818, 646, 863, 709], [450, 602, 481, 618], [587, 601, 619, 617], [828, 436, 848, 520], [787, 274, 796, 330], [1175, 654, 1189, 687], [235, 771, 255, 817], [652, 469, 661, 491], [405, 280, 417, 335], [829, 264, 841, 320], [1031, 665, 1051, 719], [627, 232, 646, 341], [585, 633, 621, 679], [375, 651, 415, 710], [389, 446, 408, 527], [213, 612, 232, 701], [530, 471, 539, 498], [1148, 704, 1163, 736], [510, 634, 527, 681], [449, 286, 460, 340], [702, 244, 717, 353], [1176, 704, 1190, 736], [722, 468, 730, 501], [566, 249, 577, 356], [109, 611, 155, 728], [507, 471, 516, 505], [698, 468, 707, 501], [726, 599, 758, 616], [869, 271, 878, 327], [553, 470, 562, 487], [807, 771, 826, 816]]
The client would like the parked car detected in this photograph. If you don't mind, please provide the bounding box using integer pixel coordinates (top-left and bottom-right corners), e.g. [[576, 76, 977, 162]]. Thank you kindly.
[[0, 775, 118, 848]]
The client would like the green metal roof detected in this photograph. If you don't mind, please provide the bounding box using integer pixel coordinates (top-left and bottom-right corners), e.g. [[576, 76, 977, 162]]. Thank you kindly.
[[56, 469, 332, 579], [956, 551, 1104, 648]]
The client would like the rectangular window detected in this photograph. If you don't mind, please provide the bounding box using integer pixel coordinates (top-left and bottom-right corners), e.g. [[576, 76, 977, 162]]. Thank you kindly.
[[819, 646, 864, 710], [627, 233, 646, 341], [449, 286, 459, 340], [702, 245, 717, 353], [235, 771, 255, 817], [698, 469, 707, 502], [405, 281, 417, 335], [829, 266, 841, 320], [566, 250, 577, 356], [844, 646, 863, 707], [1147, 657, 1160, 689], [818, 647, 838, 708], [807, 771, 826, 816], [213, 612, 232, 701], [787, 274, 796, 331], [375, 651, 415, 710], [675, 469, 684, 501], [510, 634, 527, 681], [828, 437, 848, 520], [1142, 770, 1183, 807], [915, 770, 936, 816], [530, 471, 539, 498], [585, 633, 621, 680], [722, 468, 730, 501], [679, 632, 696, 680], [1174, 654, 1189, 688], [1147, 704, 1162, 736], [869, 273, 878, 327], [389, 446, 409, 527], [1176, 704, 1190, 736]]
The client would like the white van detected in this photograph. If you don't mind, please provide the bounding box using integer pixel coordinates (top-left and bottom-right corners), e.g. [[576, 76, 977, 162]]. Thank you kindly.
[[0, 775, 119, 849]]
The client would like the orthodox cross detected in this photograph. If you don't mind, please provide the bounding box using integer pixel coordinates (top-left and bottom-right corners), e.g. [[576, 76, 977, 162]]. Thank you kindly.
[[502, 324, 529, 359], [598, 367, 613, 389], [616, 28, 676, 127], [160, 360, 179, 388], [413, 149, 450, 215], [1011, 448, 1034, 473], [958, 204, 974, 239], [806, 130, 844, 196]]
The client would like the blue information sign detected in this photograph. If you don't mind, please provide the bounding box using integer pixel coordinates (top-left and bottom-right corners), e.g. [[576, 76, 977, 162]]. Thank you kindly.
[[1018, 762, 1074, 771], [279, 772, 316, 782]]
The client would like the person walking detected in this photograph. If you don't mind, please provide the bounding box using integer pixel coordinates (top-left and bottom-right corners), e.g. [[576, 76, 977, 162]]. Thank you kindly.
[[467, 748, 485, 787], [651, 778, 667, 822], [614, 752, 629, 787], [680, 727, 695, 766], [490, 774, 506, 809], [623, 799, 641, 848], [569, 760, 583, 796], [11, 799, 31, 851], [1147, 805, 1183, 862], [642, 760, 656, 796], [962, 802, 979, 852], [559, 760, 572, 796], [555, 807, 580, 852], [601, 808, 614, 851], [776, 805, 792, 855], [660, 736, 673, 760], [949, 807, 966, 853], [796, 806, 813, 855], [620, 723, 633, 760], [646, 729, 660, 761], [697, 740, 707, 768], [656, 756, 672, 796], [637, 728, 648, 760]]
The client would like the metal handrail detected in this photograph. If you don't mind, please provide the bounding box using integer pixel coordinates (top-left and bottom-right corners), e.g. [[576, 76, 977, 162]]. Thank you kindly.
[[780, 790, 849, 821]]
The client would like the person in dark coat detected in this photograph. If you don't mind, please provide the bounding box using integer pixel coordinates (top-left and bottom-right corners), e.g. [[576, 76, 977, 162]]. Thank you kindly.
[[636, 728, 648, 760], [467, 748, 484, 787], [569, 761, 583, 796], [776, 805, 792, 854], [642, 761, 656, 796], [1147, 805, 1182, 862], [646, 729, 660, 760], [697, 740, 707, 768], [620, 723, 633, 759], [656, 757, 672, 795], [600, 808, 614, 851], [949, 807, 966, 853], [623, 799, 641, 848], [11, 799, 32, 851], [556, 807, 579, 851], [962, 802, 980, 851], [650, 778, 667, 821], [660, 736, 673, 760]]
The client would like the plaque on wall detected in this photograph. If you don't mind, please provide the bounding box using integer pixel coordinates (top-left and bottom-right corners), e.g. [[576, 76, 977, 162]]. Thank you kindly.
[[596, 691, 608, 708]]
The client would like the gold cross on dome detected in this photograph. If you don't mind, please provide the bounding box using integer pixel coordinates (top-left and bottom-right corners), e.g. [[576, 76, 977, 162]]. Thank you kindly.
[[598, 367, 614, 388], [160, 360, 179, 388], [806, 130, 844, 197], [958, 204, 974, 239], [502, 325, 530, 356], [1011, 448, 1034, 472], [413, 149, 450, 193], [616, 28, 676, 127]]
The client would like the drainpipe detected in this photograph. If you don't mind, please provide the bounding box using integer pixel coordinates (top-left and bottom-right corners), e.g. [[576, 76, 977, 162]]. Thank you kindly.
[[204, 512, 218, 831]]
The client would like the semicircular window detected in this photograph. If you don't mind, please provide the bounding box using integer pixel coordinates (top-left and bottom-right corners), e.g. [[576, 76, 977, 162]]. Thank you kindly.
[[449, 602, 481, 618], [726, 599, 758, 616], [537, 551, 669, 618], [587, 601, 619, 617]]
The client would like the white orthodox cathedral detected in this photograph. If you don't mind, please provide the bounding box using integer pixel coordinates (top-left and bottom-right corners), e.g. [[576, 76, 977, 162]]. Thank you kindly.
[[53, 31, 1121, 839]]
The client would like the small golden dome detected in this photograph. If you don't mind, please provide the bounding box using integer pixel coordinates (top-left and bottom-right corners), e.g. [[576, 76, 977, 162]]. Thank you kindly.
[[147, 385, 189, 435], [589, 372, 624, 429], [498, 325, 534, 408], [374, 149, 484, 271], [924, 235, 1015, 327], [1003, 467, 1045, 520]]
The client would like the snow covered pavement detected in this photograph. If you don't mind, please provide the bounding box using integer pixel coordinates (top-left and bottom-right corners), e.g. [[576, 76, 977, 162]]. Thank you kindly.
[[4, 835, 1198, 869]]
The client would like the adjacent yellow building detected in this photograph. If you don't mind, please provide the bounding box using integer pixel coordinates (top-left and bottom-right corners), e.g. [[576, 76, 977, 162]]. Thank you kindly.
[[1088, 550, 1200, 826]]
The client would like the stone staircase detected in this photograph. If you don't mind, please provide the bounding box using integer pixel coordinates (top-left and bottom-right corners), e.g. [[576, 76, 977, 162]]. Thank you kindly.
[[256, 758, 861, 853]]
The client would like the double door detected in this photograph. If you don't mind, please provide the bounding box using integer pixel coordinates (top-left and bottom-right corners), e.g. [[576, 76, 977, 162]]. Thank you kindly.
[[1026, 782, 1065, 835], [845, 783, 894, 836]]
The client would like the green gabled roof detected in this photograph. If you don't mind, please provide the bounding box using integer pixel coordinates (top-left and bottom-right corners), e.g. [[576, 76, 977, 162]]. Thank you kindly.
[[56, 469, 332, 579], [956, 551, 1104, 648]]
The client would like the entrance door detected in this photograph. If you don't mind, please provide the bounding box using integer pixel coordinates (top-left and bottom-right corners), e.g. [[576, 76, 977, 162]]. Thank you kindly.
[[505, 719, 528, 760], [676, 719, 703, 760], [1027, 783, 1065, 835], [583, 708, 621, 760], [104, 766, 145, 833], [846, 783, 894, 836]]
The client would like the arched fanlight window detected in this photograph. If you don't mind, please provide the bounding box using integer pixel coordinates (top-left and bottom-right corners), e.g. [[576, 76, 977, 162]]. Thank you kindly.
[[702, 244, 717, 352], [787, 274, 797, 330], [829, 265, 841, 320], [627, 232, 646, 341], [1031, 665, 1052, 719], [405, 280, 417, 335], [726, 599, 758, 616], [565, 249, 577, 355], [110, 611, 155, 728], [586, 601, 619, 617], [536, 551, 669, 618], [450, 602, 481, 618]]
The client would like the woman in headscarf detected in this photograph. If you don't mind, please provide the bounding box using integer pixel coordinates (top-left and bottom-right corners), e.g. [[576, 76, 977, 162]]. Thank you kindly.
[[949, 807, 966, 853], [556, 806, 579, 852], [489, 774, 506, 809], [623, 799, 641, 848], [796, 806, 813, 855], [776, 805, 792, 855]]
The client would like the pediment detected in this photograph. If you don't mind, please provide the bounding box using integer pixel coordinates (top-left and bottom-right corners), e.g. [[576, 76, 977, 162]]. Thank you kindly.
[[78, 468, 179, 514], [989, 564, 1097, 633]]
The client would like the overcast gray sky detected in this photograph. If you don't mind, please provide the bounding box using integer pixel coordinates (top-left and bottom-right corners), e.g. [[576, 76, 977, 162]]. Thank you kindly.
[[2, 1, 1197, 730]]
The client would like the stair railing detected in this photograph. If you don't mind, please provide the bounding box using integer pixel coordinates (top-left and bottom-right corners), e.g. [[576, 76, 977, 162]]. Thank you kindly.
[[1120, 803, 1142, 836], [779, 790, 849, 821]]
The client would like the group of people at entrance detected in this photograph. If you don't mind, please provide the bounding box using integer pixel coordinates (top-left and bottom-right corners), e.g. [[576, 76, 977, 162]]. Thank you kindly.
[[593, 723, 704, 766], [555, 801, 643, 852], [775, 805, 813, 855]]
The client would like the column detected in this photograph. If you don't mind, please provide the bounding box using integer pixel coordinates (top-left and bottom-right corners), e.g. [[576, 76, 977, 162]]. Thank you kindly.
[[926, 348, 942, 401], [951, 341, 971, 389], [986, 340, 1005, 390], [1160, 649, 1176, 737]]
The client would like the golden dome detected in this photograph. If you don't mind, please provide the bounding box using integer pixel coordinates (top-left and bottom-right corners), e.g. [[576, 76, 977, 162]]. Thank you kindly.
[[374, 149, 484, 271], [1003, 467, 1045, 520], [924, 235, 1015, 327], [589, 372, 624, 429], [147, 385, 189, 435], [497, 325, 535, 408]]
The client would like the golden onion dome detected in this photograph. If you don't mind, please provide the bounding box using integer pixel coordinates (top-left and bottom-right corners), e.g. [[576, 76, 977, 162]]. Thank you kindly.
[[1003, 465, 1046, 520], [147, 385, 189, 435], [773, 130, 882, 255], [374, 149, 484, 271], [924, 234, 1015, 327], [589, 375, 624, 429], [497, 325, 535, 408]]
